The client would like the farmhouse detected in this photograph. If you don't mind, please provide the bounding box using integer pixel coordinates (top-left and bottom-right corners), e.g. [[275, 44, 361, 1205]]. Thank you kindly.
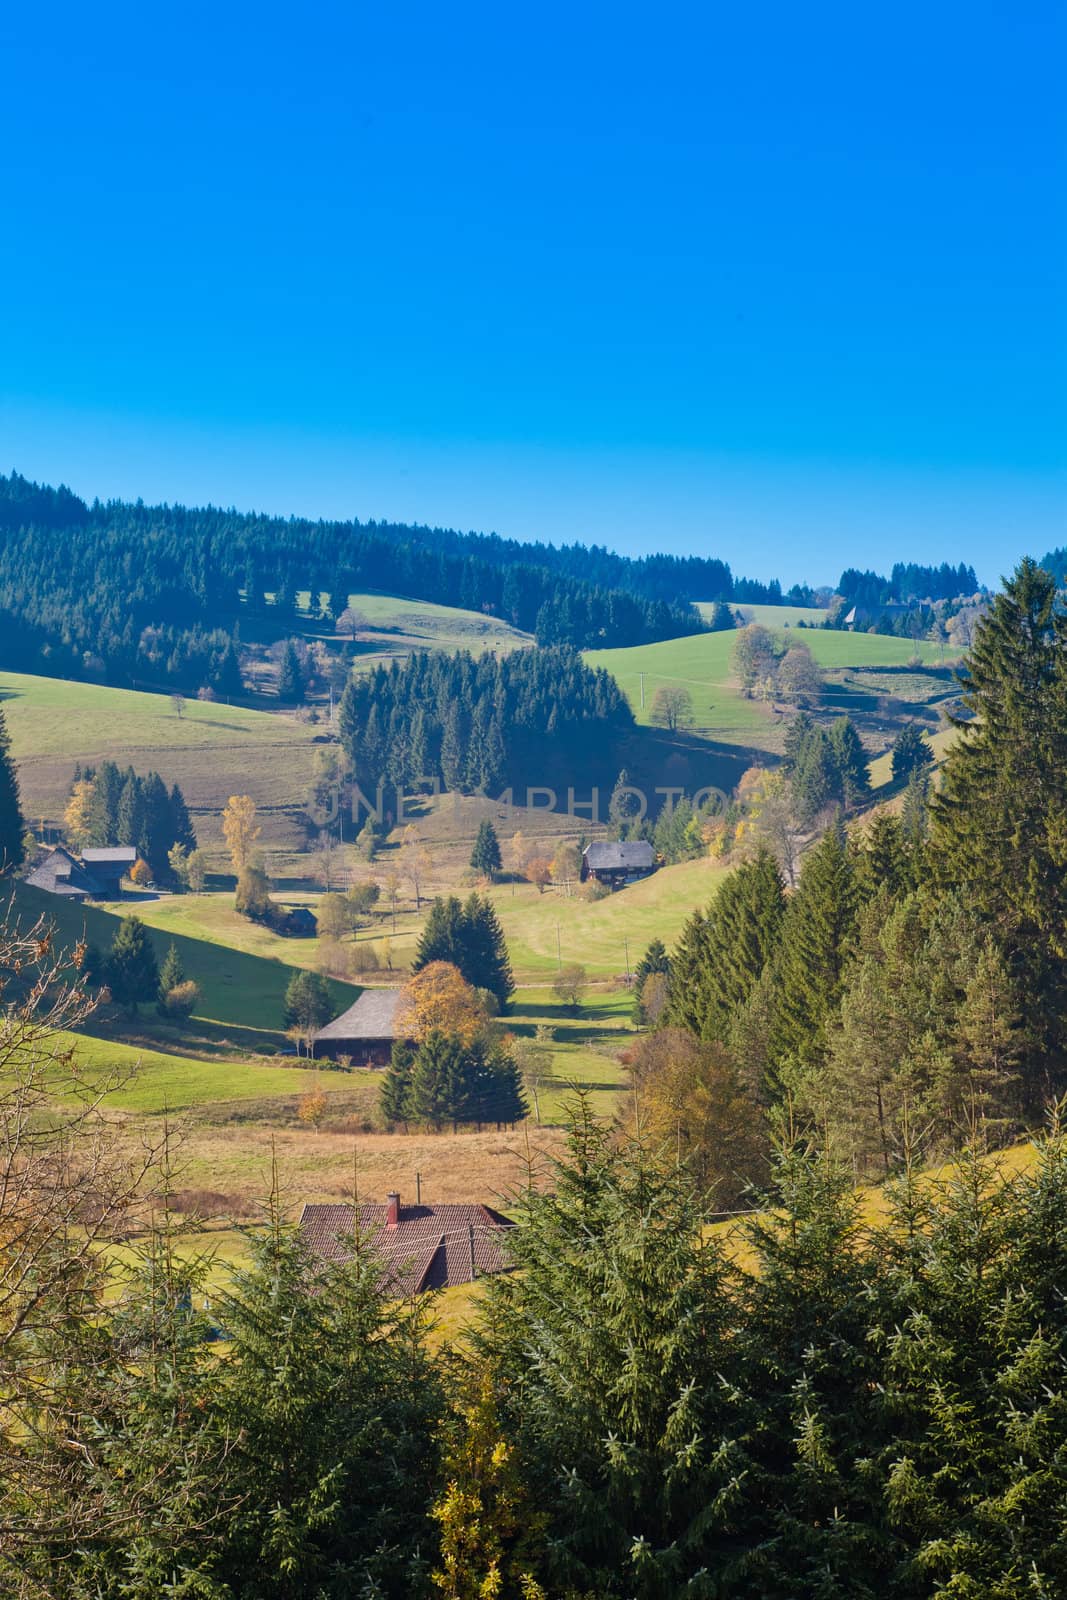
[[80, 847, 138, 894], [312, 986, 408, 1065], [580, 839, 656, 888], [300, 1192, 516, 1295], [25, 846, 102, 903]]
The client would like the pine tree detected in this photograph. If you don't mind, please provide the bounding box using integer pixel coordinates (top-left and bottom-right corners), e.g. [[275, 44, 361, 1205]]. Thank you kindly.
[[891, 723, 933, 782], [772, 825, 859, 1070], [140, 771, 173, 879], [278, 639, 306, 703], [157, 941, 185, 998], [931, 558, 1067, 1066], [470, 818, 503, 878], [116, 771, 143, 851], [380, 1044, 414, 1128], [828, 716, 871, 808], [631, 938, 670, 1025], [0, 706, 23, 873], [168, 782, 197, 853], [411, 1030, 466, 1129], [86, 758, 122, 846], [106, 917, 160, 1012], [462, 893, 514, 1009]]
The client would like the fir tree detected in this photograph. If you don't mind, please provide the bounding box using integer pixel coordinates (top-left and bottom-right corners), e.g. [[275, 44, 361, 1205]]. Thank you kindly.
[[278, 639, 306, 703], [891, 723, 933, 782], [410, 1030, 466, 1130], [0, 706, 23, 873], [380, 1044, 414, 1128], [461, 893, 514, 1008], [828, 716, 871, 808], [772, 825, 859, 1070], [157, 941, 185, 999], [631, 938, 670, 1025], [140, 771, 173, 879], [86, 758, 122, 846], [168, 781, 197, 854], [116, 771, 143, 851], [106, 917, 160, 1012], [470, 818, 503, 878]]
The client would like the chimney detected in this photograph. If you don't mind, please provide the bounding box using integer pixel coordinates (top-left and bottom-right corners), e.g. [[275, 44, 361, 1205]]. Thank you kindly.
[[386, 1191, 400, 1227]]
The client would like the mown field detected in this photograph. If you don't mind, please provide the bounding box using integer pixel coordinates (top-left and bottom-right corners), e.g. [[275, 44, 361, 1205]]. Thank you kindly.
[[2, 670, 319, 850], [586, 628, 953, 759]]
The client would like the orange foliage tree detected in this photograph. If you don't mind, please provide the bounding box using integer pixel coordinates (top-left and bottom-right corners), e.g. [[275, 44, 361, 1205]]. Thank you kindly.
[[397, 960, 488, 1045]]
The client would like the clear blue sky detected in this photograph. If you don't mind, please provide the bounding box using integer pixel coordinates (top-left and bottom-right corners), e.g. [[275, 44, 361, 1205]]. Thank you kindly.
[[1, 2, 1063, 587]]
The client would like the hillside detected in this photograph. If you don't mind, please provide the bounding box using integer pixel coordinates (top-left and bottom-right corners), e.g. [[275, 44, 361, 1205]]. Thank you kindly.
[[587, 627, 955, 762]]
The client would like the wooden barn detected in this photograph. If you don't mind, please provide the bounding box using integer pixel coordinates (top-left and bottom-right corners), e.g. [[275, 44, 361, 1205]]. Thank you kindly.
[[312, 987, 408, 1065], [580, 840, 656, 888]]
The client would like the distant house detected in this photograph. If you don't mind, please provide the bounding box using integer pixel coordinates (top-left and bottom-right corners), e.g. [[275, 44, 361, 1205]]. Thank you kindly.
[[300, 1192, 516, 1295], [280, 906, 317, 937], [580, 840, 656, 888], [311, 987, 408, 1065], [843, 602, 913, 631], [80, 847, 138, 895], [25, 846, 101, 903]]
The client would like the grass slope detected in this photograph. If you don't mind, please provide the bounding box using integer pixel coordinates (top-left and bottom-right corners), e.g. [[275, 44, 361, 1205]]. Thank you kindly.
[[587, 630, 946, 753], [11, 880, 358, 1046], [2, 670, 318, 849]]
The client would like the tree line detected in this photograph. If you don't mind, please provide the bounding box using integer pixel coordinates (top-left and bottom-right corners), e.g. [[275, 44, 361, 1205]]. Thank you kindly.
[[629, 560, 1067, 1187], [837, 561, 980, 609], [65, 761, 197, 881], [338, 645, 633, 798]]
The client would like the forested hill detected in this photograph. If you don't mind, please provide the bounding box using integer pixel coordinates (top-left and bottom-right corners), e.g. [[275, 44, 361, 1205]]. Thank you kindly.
[[0, 470, 775, 692]]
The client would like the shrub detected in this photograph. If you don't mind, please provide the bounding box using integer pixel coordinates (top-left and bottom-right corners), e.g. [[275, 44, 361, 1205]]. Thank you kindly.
[[348, 942, 380, 975], [160, 980, 200, 1020]]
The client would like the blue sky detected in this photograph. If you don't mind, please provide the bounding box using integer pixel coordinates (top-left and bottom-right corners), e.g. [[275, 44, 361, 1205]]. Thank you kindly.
[[1, 1, 1063, 587]]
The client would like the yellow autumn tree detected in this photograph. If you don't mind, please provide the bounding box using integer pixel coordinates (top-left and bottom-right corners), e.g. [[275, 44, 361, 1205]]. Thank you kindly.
[[398, 961, 488, 1045], [221, 794, 261, 874], [63, 779, 94, 850]]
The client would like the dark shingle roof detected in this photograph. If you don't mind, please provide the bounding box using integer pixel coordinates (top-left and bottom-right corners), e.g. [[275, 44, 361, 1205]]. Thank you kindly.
[[81, 847, 137, 864], [300, 1199, 516, 1294], [315, 987, 404, 1042], [583, 840, 655, 871], [25, 847, 101, 899]]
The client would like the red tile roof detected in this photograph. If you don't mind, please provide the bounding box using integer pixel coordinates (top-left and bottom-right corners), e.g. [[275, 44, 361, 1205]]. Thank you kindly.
[[299, 1198, 516, 1295]]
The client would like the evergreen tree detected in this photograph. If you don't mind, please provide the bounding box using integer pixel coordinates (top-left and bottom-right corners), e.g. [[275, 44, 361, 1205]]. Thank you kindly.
[[413, 894, 466, 972], [278, 639, 306, 703], [699, 847, 786, 1039], [212, 1211, 443, 1597], [284, 969, 332, 1037], [116, 770, 144, 851], [470, 818, 503, 878], [891, 722, 934, 782], [0, 706, 23, 873], [631, 938, 670, 1025], [475, 1044, 528, 1128], [861, 809, 911, 899], [106, 916, 160, 1011], [157, 941, 185, 999], [380, 1043, 414, 1128], [828, 716, 871, 808], [140, 771, 173, 879], [410, 1030, 467, 1129], [86, 758, 122, 846], [772, 825, 859, 1071], [931, 558, 1067, 1070], [168, 781, 197, 854], [461, 893, 514, 1008]]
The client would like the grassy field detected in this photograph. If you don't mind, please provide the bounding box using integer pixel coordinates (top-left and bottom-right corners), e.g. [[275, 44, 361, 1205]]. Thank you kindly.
[[337, 592, 532, 659], [587, 629, 951, 758], [11, 879, 358, 1049], [2, 669, 318, 850]]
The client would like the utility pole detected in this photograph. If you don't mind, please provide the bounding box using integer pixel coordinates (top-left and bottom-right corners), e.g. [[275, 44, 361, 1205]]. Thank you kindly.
[[639, 672, 645, 709], [624, 935, 630, 983], [556, 923, 562, 969]]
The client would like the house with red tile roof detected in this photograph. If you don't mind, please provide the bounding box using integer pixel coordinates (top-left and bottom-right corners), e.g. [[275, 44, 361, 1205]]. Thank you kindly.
[[299, 1192, 516, 1296]]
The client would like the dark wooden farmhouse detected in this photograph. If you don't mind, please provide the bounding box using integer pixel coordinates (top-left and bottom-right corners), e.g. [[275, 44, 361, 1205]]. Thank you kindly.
[[80, 847, 138, 894], [300, 1192, 516, 1295], [580, 840, 656, 888], [25, 846, 102, 903], [312, 987, 408, 1065]]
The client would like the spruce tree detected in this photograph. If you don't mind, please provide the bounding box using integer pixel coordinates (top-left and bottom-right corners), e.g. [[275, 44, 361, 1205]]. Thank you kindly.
[[140, 771, 173, 879], [828, 716, 871, 808], [700, 847, 785, 1038], [380, 1044, 414, 1128], [410, 1030, 465, 1129], [413, 895, 466, 972], [106, 917, 160, 1012], [631, 938, 670, 1025], [157, 941, 185, 998], [168, 781, 197, 854], [931, 558, 1067, 1065], [116, 771, 143, 851], [891, 723, 933, 782], [0, 706, 23, 873], [470, 818, 503, 878], [772, 825, 859, 1070], [462, 893, 514, 1009], [278, 639, 305, 702], [86, 758, 122, 846]]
